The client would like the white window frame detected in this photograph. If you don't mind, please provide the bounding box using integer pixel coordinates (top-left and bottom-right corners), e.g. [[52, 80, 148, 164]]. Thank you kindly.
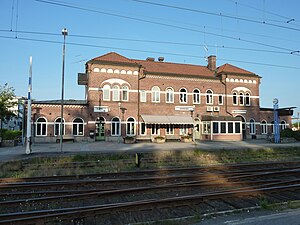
[[140, 90, 146, 102], [166, 87, 174, 103], [111, 117, 120, 136], [166, 124, 174, 135], [151, 124, 160, 135], [126, 117, 135, 136], [179, 88, 187, 104], [73, 118, 84, 136], [54, 117, 65, 136], [122, 85, 129, 101], [239, 93, 244, 106], [151, 86, 160, 103], [112, 85, 120, 101], [261, 120, 267, 134], [218, 95, 223, 105], [36, 117, 47, 136], [193, 89, 200, 104], [103, 84, 110, 101], [232, 92, 237, 105], [249, 119, 256, 134], [206, 89, 213, 105]]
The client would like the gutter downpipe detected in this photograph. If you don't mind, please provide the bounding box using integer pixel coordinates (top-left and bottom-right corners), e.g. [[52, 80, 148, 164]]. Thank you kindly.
[[220, 73, 233, 117]]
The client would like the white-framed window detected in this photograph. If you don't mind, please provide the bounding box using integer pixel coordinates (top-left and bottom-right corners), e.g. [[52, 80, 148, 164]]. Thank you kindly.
[[73, 118, 84, 136], [203, 121, 211, 134], [232, 92, 237, 105], [206, 89, 213, 104], [212, 122, 219, 134], [112, 85, 120, 101], [218, 95, 223, 105], [166, 124, 174, 135], [126, 117, 135, 136], [261, 120, 267, 134], [111, 117, 120, 136], [239, 93, 244, 105], [179, 88, 187, 103], [235, 122, 241, 133], [193, 89, 200, 104], [280, 120, 287, 131], [151, 124, 160, 135], [54, 117, 65, 136], [166, 87, 174, 103], [228, 122, 234, 133], [220, 122, 226, 133], [103, 84, 110, 101], [271, 121, 274, 134], [140, 122, 146, 135], [249, 119, 256, 134], [151, 86, 160, 103], [179, 125, 188, 135], [122, 85, 129, 101], [36, 117, 47, 136], [245, 93, 250, 106], [140, 90, 146, 102]]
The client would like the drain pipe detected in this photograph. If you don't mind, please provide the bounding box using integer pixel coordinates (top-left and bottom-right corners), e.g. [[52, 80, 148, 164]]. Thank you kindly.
[[220, 74, 233, 117]]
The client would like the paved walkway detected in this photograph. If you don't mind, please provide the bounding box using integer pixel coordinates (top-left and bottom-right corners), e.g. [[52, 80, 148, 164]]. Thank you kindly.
[[1, 140, 300, 162]]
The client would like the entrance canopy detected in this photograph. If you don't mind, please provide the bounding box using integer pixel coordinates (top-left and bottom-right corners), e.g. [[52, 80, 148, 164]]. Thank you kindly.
[[141, 115, 193, 124]]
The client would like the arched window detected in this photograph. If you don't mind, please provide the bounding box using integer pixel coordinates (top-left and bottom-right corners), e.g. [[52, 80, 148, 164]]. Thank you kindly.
[[239, 93, 244, 105], [122, 85, 129, 101], [193, 89, 200, 104], [280, 121, 287, 131], [126, 117, 135, 136], [271, 121, 275, 134], [166, 87, 174, 103], [112, 85, 120, 101], [111, 117, 120, 136], [249, 119, 256, 134], [179, 88, 187, 103], [206, 89, 213, 104], [151, 86, 160, 102], [73, 118, 84, 136], [245, 93, 250, 106], [232, 92, 237, 105], [36, 117, 47, 136], [261, 120, 267, 134], [54, 117, 65, 136], [103, 84, 110, 101]]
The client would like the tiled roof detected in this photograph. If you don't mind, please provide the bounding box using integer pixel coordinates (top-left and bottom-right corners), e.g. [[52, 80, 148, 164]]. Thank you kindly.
[[217, 63, 254, 75], [91, 52, 135, 64], [90, 52, 257, 77], [134, 59, 214, 77], [32, 100, 87, 105]]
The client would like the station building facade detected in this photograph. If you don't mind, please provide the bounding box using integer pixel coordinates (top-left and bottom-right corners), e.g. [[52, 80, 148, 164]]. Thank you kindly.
[[32, 52, 293, 143]]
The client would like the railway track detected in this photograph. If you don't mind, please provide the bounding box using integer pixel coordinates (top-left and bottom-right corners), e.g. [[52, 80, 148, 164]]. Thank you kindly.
[[1, 161, 300, 224]]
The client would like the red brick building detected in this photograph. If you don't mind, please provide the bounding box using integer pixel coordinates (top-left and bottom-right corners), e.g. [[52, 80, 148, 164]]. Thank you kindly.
[[32, 52, 293, 143]]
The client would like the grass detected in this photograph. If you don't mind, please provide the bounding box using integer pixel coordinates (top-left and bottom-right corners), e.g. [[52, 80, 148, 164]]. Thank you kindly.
[[1, 147, 300, 178]]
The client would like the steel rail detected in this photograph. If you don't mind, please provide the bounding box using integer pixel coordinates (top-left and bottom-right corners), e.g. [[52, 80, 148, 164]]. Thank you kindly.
[[1, 182, 300, 225]]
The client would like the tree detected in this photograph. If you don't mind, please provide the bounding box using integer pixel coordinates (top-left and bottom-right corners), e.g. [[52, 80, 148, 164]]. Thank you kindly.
[[0, 83, 16, 134]]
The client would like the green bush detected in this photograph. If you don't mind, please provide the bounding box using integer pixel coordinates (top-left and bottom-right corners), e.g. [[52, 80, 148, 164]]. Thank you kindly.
[[281, 128, 300, 141], [1, 129, 22, 140]]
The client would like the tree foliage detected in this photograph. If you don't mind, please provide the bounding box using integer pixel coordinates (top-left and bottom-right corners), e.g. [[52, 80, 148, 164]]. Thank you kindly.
[[0, 83, 16, 121]]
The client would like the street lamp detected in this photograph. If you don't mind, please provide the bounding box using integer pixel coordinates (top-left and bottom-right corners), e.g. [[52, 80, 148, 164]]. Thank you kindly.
[[190, 108, 195, 143], [60, 28, 68, 153]]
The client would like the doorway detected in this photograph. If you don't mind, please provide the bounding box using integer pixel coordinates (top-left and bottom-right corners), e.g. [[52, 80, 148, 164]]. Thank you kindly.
[[95, 117, 105, 141], [236, 115, 246, 140]]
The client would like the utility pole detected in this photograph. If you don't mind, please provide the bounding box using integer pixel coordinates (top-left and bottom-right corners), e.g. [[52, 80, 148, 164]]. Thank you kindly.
[[25, 56, 32, 154]]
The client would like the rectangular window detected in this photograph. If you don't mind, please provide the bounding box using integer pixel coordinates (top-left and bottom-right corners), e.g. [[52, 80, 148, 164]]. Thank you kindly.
[[228, 122, 234, 133], [140, 90, 146, 102], [151, 124, 160, 135], [166, 90, 174, 103], [111, 122, 120, 136], [55, 124, 64, 136], [166, 124, 174, 135], [193, 92, 200, 104], [213, 122, 219, 134], [103, 89, 110, 101], [203, 121, 211, 134], [235, 122, 241, 133], [218, 95, 223, 105], [122, 89, 128, 101], [140, 123, 146, 135], [221, 122, 226, 133]]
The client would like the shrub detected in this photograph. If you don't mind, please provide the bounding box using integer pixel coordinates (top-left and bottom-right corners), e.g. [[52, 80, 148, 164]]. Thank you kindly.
[[281, 128, 300, 141], [1, 129, 22, 140]]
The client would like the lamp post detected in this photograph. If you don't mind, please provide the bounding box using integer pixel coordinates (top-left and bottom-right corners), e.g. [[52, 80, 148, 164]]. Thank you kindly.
[[190, 108, 195, 143], [60, 28, 68, 153]]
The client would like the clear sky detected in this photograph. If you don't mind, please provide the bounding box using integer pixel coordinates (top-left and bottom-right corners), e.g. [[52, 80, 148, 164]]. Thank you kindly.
[[1, 0, 299, 117]]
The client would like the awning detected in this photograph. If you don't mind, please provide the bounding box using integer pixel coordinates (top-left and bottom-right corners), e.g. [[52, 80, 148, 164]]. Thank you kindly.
[[141, 115, 193, 124]]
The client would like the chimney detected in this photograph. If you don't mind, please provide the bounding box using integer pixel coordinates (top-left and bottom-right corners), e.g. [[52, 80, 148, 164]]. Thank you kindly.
[[146, 57, 155, 61], [207, 55, 216, 71], [158, 57, 164, 62]]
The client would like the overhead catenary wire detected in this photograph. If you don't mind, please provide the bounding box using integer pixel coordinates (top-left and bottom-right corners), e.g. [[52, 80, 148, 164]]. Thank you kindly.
[[128, 0, 300, 32], [34, 0, 299, 54], [1, 34, 300, 70], [0, 29, 298, 56]]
